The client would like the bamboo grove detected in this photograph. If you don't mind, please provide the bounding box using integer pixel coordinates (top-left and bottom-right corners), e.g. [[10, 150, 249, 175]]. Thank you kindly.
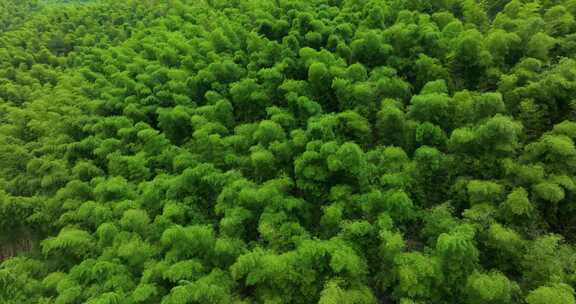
[[1, 0, 576, 303]]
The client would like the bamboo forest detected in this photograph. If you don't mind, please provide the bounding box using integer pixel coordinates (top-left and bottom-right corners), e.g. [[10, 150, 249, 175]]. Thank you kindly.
[[1, 0, 576, 303]]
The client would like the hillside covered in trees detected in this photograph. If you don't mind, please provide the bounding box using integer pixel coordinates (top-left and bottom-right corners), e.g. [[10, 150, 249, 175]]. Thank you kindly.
[[1, 0, 576, 303]]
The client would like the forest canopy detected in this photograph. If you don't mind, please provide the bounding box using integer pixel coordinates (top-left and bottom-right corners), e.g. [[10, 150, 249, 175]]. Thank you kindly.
[[1, 0, 576, 303]]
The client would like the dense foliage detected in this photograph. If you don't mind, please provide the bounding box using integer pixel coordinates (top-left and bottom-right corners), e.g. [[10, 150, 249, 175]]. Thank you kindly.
[[1, 0, 576, 303]]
